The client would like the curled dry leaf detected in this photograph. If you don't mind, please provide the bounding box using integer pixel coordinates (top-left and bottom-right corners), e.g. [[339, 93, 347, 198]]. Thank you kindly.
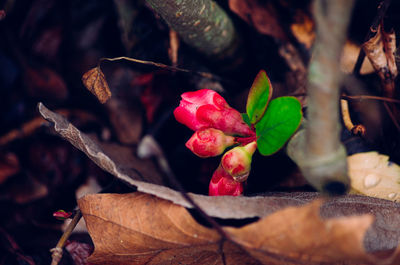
[[78, 192, 385, 265], [348, 152, 400, 202], [82, 67, 112, 104], [363, 25, 397, 97]]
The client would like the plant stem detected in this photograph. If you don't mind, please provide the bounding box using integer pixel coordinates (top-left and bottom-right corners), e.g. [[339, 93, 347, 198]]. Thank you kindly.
[[145, 0, 238, 60], [288, 0, 355, 195], [50, 210, 82, 265]]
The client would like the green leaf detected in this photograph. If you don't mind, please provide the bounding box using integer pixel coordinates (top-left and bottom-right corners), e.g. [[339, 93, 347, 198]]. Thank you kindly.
[[246, 70, 272, 124], [255, 97, 302, 156], [241, 113, 251, 126]]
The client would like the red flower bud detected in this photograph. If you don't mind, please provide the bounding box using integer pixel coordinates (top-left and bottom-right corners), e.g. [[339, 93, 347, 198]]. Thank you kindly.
[[185, 128, 235, 157], [221, 141, 257, 182], [209, 165, 243, 196], [174, 89, 254, 136], [53, 210, 73, 220]]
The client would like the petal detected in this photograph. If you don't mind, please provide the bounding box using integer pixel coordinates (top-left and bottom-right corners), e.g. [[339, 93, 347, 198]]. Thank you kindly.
[[174, 106, 202, 131]]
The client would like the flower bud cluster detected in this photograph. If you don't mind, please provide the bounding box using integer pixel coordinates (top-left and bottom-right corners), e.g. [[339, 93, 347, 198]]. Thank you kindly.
[[174, 89, 257, 196]]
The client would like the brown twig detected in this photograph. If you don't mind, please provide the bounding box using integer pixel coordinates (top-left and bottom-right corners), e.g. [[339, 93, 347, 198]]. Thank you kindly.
[[168, 29, 179, 66], [50, 210, 82, 265], [99, 57, 232, 85], [342, 94, 400, 104], [292, 92, 400, 104]]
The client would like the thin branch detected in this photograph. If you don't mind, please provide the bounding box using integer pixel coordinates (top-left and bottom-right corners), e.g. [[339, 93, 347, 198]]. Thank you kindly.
[[99, 57, 232, 85], [291, 92, 400, 104], [50, 210, 82, 265], [342, 94, 400, 104], [288, 0, 355, 195]]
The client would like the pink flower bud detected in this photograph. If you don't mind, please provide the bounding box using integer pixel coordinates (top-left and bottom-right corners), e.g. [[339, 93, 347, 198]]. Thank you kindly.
[[209, 165, 243, 196], [185, 128, 236, 157], [196, 104, 254, 136], [174, 89, 254, 136], [221, 141, 257, 182]]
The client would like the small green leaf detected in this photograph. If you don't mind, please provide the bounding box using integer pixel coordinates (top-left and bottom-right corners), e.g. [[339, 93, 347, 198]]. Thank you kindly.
[[255, 97, 302, 156], [246, 70, 272, 124], [241, 113, 251, 126]]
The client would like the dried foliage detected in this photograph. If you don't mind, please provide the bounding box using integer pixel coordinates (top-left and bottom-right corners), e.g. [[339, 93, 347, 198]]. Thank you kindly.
[[78, 192, 400, 265], [82, 67, 112, 104], [38, 103, 400, 264], [348, 152, 400, 202]]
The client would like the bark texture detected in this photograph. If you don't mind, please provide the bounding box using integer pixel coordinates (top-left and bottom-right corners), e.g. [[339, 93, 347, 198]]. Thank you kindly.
[[146, 0, 237, 58], [288, 0, 355, 195]]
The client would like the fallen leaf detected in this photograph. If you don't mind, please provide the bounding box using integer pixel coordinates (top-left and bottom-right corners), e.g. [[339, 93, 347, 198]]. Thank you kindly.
[[290, 10, 315, 49], [3, 174, 48, 204], [65, 240, 94, 265], [229, 0, 286, 40], [340, 41, 375, 74], [24, 66, 68, 100], [348, 152, 400, 202], [363, 25, 397, 97], [82, 67, 112, 104], [79, 192, 394, 264], [0, 153, 19, 185]]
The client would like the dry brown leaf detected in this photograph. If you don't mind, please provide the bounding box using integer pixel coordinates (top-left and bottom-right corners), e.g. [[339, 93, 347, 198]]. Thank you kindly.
[[348, 152, 400, 202], [79, 193, 257, 265], [363, 25, 397, 97], [290, 10, 315, 49], [229, 0, 286, 40], [382, 28, 398, 78], [0, 153, 19, 185], [340, 41, 375, 74], [79, 192, 389, 265], [82, 67, 112, 104]]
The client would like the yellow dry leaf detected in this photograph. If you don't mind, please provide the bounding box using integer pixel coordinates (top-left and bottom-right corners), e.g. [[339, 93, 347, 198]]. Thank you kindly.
[[348, 152, 400, 202], [82, 67, 111, 104]]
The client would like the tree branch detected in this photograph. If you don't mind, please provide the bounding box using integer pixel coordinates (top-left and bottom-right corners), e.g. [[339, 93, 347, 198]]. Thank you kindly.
[[145, 0, 239, 60], [288, 0, 355, 195]]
